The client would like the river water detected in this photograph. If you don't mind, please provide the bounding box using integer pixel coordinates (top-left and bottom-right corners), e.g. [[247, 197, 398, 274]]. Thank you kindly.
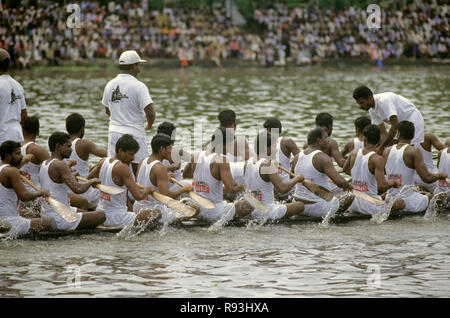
[[0, 65, 449, 297]]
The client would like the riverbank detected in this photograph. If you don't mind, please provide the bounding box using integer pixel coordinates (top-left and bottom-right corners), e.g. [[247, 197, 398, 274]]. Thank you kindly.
[[19, 57, 450, 71]]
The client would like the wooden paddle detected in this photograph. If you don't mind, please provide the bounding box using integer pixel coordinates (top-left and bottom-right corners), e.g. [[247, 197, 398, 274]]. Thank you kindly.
[[136, 183, 196, 217], [169, 177, 215, 209], [278, 166, 334, 202], [20, 175, 80, 223], [76, 176, 125, 195], [352, 190, 385, 206]]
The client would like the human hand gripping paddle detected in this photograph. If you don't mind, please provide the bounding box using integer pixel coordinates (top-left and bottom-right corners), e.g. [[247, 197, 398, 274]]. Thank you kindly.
[[136, 182, 196, 217], [76, 176, 125, 195], [278, 165, 334, 202], [169, 177, 215, 209], [20, 175, 80, 223]]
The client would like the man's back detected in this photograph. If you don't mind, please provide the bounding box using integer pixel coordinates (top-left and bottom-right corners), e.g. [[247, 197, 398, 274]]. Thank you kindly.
[[0, 74, 26, 143]]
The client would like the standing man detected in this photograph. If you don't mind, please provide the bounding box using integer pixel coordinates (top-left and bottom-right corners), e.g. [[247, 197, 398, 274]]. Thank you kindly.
[[102, 50, 155, 175], [353, 85, 425, 154], [0, 48, 28, 145], [66, 113, 108, 210]]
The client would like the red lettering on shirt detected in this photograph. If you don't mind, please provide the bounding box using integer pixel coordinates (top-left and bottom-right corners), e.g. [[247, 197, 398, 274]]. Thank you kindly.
[[23, 172, 31, 180], [388, 174, 402, 185], [352, 181, 369, 192], [438, 180, 449, 188], [195, 181, 210, 194], [251, 190, 262, 201], [100, 191, 111, 201]]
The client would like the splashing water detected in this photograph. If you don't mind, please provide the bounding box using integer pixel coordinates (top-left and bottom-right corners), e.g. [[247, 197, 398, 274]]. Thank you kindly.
[[424, 191, 449, 221], [208, 192, 245, 232], [319, 196, 342, 228], [371, 185, 420, 224]]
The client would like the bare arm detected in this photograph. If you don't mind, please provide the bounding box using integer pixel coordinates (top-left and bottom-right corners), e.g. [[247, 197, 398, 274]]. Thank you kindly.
[[219, 161, 244, 193], [85, 140, 107, 158], [329, 139, 345, 168], [266, 162, 303, 194], [291, 153, 299, 175], [144, 104, 155, 130], [20, 109, 28, 126], [119, 164, 153, 201], [413, 148, 447, 183], [58, 161, 98, 194], [373, 155, 396, 192], [379, 115, 398, 151], [105, 107, 110, 117], [341, 140, 353, 158], [10, 168, 47, 202], [342, 150, 354, 176], [320, 154, 351, 191], [154, 165, 191, 199], [430, 134, 446, 151]]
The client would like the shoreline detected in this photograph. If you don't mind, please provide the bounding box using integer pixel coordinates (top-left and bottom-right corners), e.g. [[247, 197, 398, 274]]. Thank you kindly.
[[15, 57, 450, 71]]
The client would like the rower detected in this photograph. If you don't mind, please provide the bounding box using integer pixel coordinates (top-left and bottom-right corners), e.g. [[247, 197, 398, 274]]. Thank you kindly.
[[39, 132, 106, 232], [292, 127, 353, 218], [343, 125, 398, 215], [341, 116, 371, 159], [414, 132, 446, 193], [382, 121, 447, 213], [353, 86, 425, 154], [66, 113, 107, 210], [190, 127, 253, 223], [133, 134, 195, 222], [315, 112, 346, 168], [0, 141, 52, 237], [434, 144, 449, 206], [19, 116, 50, 213], [244, 131, 304, 220], [88, 134, 161, 228], [263, 117, 300, 200]]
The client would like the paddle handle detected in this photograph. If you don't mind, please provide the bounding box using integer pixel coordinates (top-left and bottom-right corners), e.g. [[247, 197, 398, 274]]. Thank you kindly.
[[76, 176, 88, 182], [21, 175, 41, 192], [278, 165, 295, 178], [169, 177, 184, 187]]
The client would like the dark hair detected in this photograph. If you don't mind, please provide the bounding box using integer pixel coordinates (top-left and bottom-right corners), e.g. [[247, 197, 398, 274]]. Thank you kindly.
[[398, 121, 415, 140], [353, 86, 373, 100], [218, 109, 236, 127], [157, 122, 176, 141], [22, 115, 40, 135], [307, 127, 325, 145], [48, 132, 71, 152], [151, 133, 172, 154], [315, 112, 333, 128], [0, 140, 21, 160], [211, 127, 235, 149], [263, 117, 282, 135], [0, 58, 10, 72], [255, 131, 275, 156], [66, 113, 85, 135], [115, 134, 140, 154], [354, 116, 371, 133], [362, 124, 380, 145]]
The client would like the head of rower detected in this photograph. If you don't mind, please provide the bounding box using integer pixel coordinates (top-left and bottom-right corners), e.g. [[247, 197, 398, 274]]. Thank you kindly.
[[22, 115, 40, 140], [115, 134, 140, 166], [0, 141, 23, 167], [255, 131, 277, 160], [397, 120, 415, 144], [210, 127, 235, 158], [362, 124, 381, 147], [353, 86, 375, 111], [307, 127, 328, 151], [157, 122, 177, 143], [0, 48, 11, 75], [118, 50, 146, 78], [66, 113, 85, 139], [355, 116, 371, 138], [218, 109, 236, 131], [48, 132, 72, 160], [315, 112, 334, 137], [151, 133, 173, 161], [263, 117, 282, 138]]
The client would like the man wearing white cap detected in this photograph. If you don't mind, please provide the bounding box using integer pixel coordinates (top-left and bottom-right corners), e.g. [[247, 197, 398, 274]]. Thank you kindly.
[[102, 50, 155, 175], [0, 48, 28, 146]]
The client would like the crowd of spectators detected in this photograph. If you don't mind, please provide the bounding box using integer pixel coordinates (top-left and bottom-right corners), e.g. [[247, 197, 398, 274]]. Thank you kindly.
[[0, 0, 448, 69]]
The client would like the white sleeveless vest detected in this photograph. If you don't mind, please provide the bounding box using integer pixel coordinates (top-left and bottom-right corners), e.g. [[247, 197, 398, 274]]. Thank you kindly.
[[353, 137, 364, 151], [385, 144, 415, 186], [244, 157, 275, 205], [20, 141, 41, 189], [97, 158, 127, 212], [135, 159, 160, 206], [39, 159, 72, 215], [276, 137, 291, 182], [436, 148, 449, 192], [351, 150, 378, 197], [193, 151, 224, 204], [68, 138, 90, 178], [0, 164, 19, 218], [293, 150, 331, 201]]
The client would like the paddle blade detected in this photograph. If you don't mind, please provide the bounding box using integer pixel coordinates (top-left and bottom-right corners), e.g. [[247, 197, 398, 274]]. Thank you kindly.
[[47, 197, 80, 223], [151, 192, 196, 217], [243, 192, 270, 213], [188, 192, 215, 209], [96, 184, 125, 195], [352, 190, 385, 206], [303, 180, 334, 202]]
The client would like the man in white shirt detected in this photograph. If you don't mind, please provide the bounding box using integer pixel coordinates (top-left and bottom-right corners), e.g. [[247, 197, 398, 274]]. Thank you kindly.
[[0, 48, 28, 145], [102, 50, 155, 175], [353, 85, 424, 154]]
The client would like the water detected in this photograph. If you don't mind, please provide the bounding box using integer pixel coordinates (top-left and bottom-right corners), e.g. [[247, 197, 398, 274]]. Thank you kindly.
[[1, 65, 449, 297]]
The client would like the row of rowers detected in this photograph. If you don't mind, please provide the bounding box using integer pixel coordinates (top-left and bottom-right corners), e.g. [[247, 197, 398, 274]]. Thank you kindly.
[[0, 107, 449, 237]]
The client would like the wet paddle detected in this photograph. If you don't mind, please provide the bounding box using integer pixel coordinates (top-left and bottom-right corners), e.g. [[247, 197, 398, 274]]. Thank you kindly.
[[278, 165, 334, 202], [169, 177, 215, 209], [20, 175, 80, 223], [136, 183, 196, 217], [352, 190, 385, 206], [76, 176, 125, 195]]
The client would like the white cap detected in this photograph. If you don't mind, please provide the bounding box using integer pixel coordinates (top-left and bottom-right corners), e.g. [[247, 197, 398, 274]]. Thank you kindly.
[[119, 50, 146, 65]]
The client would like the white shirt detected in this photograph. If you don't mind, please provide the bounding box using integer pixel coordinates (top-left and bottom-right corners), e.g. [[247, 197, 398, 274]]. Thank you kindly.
[[369, 92, 424, 144], [102, 73, 153, 138], [0, 74, 27, 143]]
